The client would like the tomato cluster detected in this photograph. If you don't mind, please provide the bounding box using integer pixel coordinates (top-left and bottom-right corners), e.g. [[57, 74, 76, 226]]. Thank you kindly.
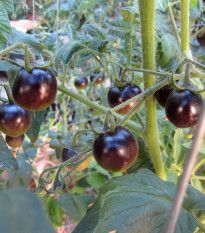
[[155, 83, 203, 128], [0, 68, 57, 149]]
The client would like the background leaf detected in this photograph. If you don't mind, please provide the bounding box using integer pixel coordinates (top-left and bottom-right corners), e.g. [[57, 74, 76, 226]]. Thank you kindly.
[[156, 0, 169, 12], [83, 24, 106, 41], [0, 187, 56, 233], [0, 0, 14, 14], [26, 110, 46, 143], [58, 193, 94, 222], [74, 169, 205, 233], [190, 0, 201, 9], [79, 0, 100, 11], [106, 19, 130, 33], [0, 133, 18, 171]]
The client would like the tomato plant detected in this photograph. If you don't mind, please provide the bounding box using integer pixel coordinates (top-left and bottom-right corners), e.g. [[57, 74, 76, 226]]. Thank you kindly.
[[0, 0, 205, 233]]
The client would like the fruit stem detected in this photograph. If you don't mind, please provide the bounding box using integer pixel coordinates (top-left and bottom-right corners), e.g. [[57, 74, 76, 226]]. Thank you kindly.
[[167, 4, 181, 48], [3, 84, 13, 103], [72, 129, 93, 147], [181, 0, 192, 59], [135, 112, 145, 128], [139, 0, 166, 180], [58, 85, 143, 136]]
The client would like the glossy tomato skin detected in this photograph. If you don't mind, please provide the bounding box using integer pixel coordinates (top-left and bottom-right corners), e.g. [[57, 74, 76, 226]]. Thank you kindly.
[[62, 148, 77, 162], [12, 68, 57, 111], [165, 90, 203, 128], [6, 134, 25, 148], [74, 77, 88, 90], [154, 84, 174, 108], [90, 72, 105, 85], [93, 126, 138, 172], [107, 83, 142, 114], [0, 103, 31, 137]]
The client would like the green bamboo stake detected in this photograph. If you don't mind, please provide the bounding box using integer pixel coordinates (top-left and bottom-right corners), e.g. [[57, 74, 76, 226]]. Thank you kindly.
[[139, 0, 166, 180]]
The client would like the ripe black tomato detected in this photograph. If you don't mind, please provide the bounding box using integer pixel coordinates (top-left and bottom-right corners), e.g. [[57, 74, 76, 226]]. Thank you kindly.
[[107, 83, 142, 114], [0, 103, 31, 137], [90, 72, 105, 85], [93, 126, 138, 172], [62, 148, 77, 162], [154, 81, 179, 108], [12, 68, 57, 111], [6, 134, 25, 148], [74, 77, 88, 90], [165, 90, 203, 128]]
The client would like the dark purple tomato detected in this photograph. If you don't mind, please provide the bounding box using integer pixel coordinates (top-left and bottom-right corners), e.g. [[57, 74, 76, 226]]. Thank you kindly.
[[154, 81, 179, 108], [165, 90, 203, 128], [107, 83, 142, 115], [12, 68, 57, 111], [0, 103, 31, 137], [93, 126, 138, 172], [90, 72, 105, 85], [74, 77, 88, 90], [6, 134, 25, 148], [62, 148, 77, 162]]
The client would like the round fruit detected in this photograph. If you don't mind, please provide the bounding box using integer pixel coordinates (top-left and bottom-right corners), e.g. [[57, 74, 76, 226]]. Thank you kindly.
[[62, 148, 77, 162], [6, 134, 25, 148], [107, 83, 142, 114], [90, 72, 105, 85], [0, 103, 31, 137], [165, 90, 203, 128], [74, 77, 88, 90], [62, 148, 91, 172], [12, 68, 57, 111], [154, 81, 179, 108], [93, 126, 138, 172]]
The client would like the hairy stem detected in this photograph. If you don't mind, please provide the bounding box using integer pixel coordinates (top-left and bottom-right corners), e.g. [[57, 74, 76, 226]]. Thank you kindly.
[[139, 0, 166, 180]]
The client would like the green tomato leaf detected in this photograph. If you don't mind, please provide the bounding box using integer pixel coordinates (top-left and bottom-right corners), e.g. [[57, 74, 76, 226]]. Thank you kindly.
[[156, 0, 169, 12], [106, 19, 130, 33], [173, 129, 185, 166], [120, 6, 138, 23], [8, 153, 32, 187], [0, 187, 56, 233], [0, 32, 7, 48], [74, 169, 205, 233], [0, 133, 18, 171], [83, 24, 106, 41], [79, 0, 100, 11], [58, 193, 95, 222], [86, 173, 106, 189], [0, 2, 12, 35], [0, 0, 14, 14], [26, 110, 46, 143], [190, 0, 201, 9]]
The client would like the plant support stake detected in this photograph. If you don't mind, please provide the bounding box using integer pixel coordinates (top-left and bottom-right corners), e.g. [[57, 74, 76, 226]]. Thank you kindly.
[[166, 100, 205, 233]]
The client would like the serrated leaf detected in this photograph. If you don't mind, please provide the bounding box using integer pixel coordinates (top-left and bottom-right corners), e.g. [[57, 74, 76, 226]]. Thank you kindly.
[[0, 187, 56, 233], [74, 169, 205, 233], [26, 110, 46, 143], [158, 33, 179, 67], [0, 0, 14, 14], [0, 133, 18, 171], [106, 19, 130, 33], [8, 153, 32, 187], [83, 24, 106, 41], [58, 193, 94, 221], [0, 2, 12, 35], [64, 43, 85, 65], [120, 6, 138, 23], [6, 29, 46, 54], [79, 0, 100, 11], [156, 0, 169, 12], [190, 0, 200, 9]]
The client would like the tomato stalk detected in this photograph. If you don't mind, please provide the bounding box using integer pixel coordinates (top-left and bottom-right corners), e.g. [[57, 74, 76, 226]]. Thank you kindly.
[[139, 0, 166, 180], [181, 0, 192, 59]]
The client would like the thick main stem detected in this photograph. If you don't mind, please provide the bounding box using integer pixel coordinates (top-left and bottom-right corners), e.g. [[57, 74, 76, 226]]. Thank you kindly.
[[181, 0, 192, 58], [139, 0, 166, 180]]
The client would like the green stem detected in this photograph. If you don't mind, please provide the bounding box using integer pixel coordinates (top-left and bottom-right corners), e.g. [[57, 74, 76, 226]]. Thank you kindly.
[[73, 129, 93, 147], [119, 98, 145, 127], [191, 26, 205, 40], [192, 158, 205, 175], [181, 0, 192, 59], [58, 85, 143, 136], [62, 95, 68, 133], [167, 5, 181, 47], [193, 214, 205, 232], [139, 0, 166, 180], [129, 23, 134, 66], [135, 112, 145, 128], [3, 84, 13, 103]]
